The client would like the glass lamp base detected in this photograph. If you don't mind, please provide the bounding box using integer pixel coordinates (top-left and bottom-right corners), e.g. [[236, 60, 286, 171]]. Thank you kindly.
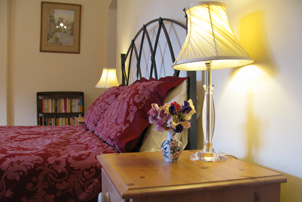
[[190, 150, 227, 162]]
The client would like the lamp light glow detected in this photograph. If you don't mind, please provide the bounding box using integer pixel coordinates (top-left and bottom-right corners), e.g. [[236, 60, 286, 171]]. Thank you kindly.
[[229, 65, 262, 93], [95, 68, 119, 88], [173, 1, 254, 162]]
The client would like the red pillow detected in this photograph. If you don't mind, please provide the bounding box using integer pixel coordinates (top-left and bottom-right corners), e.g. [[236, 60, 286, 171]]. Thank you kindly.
[[94, 77, 187, 152], [84, 85, 126, 132]]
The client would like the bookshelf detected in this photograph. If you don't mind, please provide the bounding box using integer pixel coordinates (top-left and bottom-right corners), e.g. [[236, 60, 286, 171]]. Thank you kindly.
[[37, 91, 84, 126]]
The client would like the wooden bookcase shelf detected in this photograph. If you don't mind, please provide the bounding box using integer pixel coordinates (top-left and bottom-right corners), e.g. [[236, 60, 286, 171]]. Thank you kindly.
[[37, 91, 84, 126]]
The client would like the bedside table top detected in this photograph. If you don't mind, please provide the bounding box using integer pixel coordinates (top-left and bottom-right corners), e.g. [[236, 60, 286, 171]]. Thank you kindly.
[[98, 150, 286, 199]]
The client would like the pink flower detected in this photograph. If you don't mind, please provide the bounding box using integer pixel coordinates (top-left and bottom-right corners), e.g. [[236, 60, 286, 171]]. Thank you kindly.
[[148, 104, 159, 124]]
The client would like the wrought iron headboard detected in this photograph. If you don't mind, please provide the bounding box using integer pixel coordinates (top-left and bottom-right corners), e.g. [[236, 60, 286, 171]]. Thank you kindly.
[[121, 17, 197, 150]]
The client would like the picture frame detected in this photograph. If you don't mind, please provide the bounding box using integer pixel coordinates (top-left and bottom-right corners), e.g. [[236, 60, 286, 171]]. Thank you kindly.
[[40, 2, 81, 54]]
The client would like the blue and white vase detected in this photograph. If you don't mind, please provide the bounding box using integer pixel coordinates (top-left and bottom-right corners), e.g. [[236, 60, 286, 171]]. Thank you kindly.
[[161, 129, 183, 162]]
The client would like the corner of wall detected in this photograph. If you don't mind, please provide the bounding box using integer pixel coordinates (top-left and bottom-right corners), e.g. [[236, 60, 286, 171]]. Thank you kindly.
[[0, 0, 9, 125]]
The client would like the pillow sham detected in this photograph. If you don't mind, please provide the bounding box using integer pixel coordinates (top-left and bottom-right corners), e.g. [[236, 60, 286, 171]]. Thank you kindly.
[[94, 76, 187, 152], [84, 85, 126, 132], [139, 79, 188, 152]]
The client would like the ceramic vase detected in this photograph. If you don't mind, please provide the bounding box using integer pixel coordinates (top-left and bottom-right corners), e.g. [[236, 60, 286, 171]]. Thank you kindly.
[[160, 129, 183, 162]]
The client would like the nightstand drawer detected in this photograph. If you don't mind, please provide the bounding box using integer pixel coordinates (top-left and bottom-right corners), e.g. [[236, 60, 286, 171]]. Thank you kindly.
[[102, 169, 126, 202]]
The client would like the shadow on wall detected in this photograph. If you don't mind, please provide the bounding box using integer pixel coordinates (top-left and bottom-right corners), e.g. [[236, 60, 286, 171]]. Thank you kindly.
[[229, 11, 302, 202], [244, 85, 262, 163], [238, 11, 278, 76], [228, 11, 279, 162]]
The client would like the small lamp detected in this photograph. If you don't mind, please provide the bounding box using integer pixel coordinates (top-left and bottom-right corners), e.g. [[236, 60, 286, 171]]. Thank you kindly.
[[95, 68, 119, 88], [173, 1, 253, 161]]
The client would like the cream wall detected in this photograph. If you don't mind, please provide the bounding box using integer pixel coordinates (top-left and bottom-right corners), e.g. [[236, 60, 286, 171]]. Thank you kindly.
[[0, 0, 113, 125], [116, 0, 302, 201]]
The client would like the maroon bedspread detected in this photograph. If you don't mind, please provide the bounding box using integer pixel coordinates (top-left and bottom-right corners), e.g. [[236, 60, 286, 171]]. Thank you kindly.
[[0, 125, 117, 202]]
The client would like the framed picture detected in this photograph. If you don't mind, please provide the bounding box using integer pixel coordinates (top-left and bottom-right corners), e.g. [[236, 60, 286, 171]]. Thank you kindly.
[[40, 2, 81, 54]]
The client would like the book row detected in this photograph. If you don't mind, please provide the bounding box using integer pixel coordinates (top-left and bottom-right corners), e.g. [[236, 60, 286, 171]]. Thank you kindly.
[[39, 116, 81, 126], [41, 98, 83, 113]]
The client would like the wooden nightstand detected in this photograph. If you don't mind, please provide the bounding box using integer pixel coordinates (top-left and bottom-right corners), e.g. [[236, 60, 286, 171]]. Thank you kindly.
[[97, 150, 286, 202]]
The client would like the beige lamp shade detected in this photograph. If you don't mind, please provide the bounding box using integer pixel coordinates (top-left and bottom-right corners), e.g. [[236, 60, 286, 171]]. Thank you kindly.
[[173, 1, 253, 71], [95, 68, 119, 88]]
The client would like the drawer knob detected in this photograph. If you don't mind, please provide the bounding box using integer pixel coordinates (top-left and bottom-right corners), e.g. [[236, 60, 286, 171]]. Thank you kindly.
[[98, 192, 110, 202]]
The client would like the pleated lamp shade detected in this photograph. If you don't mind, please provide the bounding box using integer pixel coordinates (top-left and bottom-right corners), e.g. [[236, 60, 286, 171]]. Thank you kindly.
[[95, 68, 119, 88], [173, 1, 253, 71]]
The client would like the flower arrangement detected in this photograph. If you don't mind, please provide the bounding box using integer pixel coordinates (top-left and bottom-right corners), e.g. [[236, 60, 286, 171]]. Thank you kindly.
[[148, 100, 196, 134]]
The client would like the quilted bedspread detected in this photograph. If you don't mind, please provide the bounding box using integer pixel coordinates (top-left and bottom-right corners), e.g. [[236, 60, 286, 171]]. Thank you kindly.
[[0, 125, 117, 202]]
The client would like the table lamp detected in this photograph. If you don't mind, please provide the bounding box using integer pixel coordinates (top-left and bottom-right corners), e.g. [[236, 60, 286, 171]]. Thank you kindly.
[[173, 1, 254, 161], [95, 68, 119, 88]]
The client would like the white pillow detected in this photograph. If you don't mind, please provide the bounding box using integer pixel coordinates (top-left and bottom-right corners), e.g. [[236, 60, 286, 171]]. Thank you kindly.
[[140, 80, 188, 152]]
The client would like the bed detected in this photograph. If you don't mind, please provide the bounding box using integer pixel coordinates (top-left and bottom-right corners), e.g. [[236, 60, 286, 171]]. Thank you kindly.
[[0, 18, 197, 202]]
